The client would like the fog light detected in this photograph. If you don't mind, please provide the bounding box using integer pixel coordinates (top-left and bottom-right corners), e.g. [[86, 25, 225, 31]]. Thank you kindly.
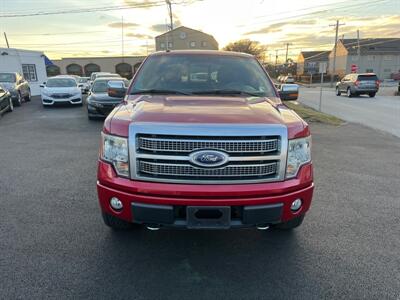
[[110, 197, 123, 211], [290, 199, 302, 212]]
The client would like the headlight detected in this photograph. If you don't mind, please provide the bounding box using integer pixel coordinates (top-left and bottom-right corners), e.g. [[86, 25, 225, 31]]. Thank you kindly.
[[286, 136, 311, 179], [100, 133, 129, 177]]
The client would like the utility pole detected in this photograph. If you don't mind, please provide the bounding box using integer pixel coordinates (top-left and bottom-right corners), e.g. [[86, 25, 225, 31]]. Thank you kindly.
[[121, 16, 124, 61], [166, 0, 173, 31], [329, 20, 345, 87], [284, 42, 292, 63], [3, 32, 10, 48], [275, 49, 279, 66], [357, 29, 361, 62]]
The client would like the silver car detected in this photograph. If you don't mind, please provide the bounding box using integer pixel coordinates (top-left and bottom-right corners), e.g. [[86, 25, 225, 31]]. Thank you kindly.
[[0, 72, 31, 106], [336, 73, 379, 98]]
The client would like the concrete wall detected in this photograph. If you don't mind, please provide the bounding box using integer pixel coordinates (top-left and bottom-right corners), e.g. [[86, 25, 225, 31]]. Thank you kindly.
[[155, 27, 218, 51], [52, 56, 146, 78], [0, 48, 47, 96]]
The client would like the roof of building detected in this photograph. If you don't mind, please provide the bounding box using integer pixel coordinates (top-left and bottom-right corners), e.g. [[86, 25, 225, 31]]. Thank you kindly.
[[155, 26, 218, 44], [340, 38, 400, 55], [300, 51, 330, 61]]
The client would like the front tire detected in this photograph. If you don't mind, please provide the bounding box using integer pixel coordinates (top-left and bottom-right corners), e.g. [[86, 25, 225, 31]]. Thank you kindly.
[[346, 88, 353, 98], [335, 87, 341, 96], [7, 98, 14, 112], [369, 92, 376, 98], [14, 92, 22, 106], [272, 214, 304, 230], [25, 90, 31, 101], [102, 213, 141, 230]]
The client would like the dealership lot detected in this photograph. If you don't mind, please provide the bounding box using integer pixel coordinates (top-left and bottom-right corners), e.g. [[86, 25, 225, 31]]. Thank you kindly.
[[1, 98, 399, 299]]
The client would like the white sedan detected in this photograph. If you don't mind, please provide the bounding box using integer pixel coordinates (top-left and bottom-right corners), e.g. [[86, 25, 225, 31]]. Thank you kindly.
[[40, 76, 83, 106]]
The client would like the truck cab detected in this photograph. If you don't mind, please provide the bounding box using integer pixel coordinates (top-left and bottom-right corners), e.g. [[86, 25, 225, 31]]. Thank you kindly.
[[97, 50, 313, 231]]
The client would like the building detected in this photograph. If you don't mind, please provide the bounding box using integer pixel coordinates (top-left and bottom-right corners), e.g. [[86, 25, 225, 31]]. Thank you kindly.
[[51, 56, 146, 79], [328, 38, 400, 79], [155, 26, 218, 51], [0, 48, 47, 96], [297, 51, 329, 75]]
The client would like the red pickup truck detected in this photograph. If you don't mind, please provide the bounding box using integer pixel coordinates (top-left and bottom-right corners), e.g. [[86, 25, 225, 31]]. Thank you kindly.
[[97, 50, 313, 231]]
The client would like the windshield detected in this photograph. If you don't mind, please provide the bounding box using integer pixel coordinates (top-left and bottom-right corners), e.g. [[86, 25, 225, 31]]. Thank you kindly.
[[92, 79, 129, 93], [0, 73, 16, 83], [97, 74, 120, 78], [46, 78, 77, 87], [358, 74, 378, 81], [78, 78, 89, 83], [131, 54, 275, 97]]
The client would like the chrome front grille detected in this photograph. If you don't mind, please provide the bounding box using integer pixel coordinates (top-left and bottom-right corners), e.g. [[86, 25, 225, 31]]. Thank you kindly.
[[129, 123, 288, 184], [139, 160, 278, 179], [51, 93, 72, 99], [138, 136, 278, 154]]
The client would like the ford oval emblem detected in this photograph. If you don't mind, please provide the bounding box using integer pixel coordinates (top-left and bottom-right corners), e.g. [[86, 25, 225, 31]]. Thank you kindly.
[[189, 150, 229, 168]]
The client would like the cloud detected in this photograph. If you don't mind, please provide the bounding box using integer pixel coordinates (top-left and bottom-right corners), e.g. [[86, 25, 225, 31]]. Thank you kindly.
[[245, 19, 317, 35], [123, 0, 164, 9], [126, 33, 153, 39], [150, 18, 182, 33], [108, 22, 139, 28]]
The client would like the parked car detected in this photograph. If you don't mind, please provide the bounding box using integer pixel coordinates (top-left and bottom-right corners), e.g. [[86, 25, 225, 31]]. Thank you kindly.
[[40, 76, 83, 107], [97, 50, 313, 231], [87, 77, 129, 120], [336, 73, 379, 97], [78, 77, 90, 94], [0, 72, 31, 106], [0, 86, 13, 115], [283, 75, 295, 83], [95, 73, 122, 79], [89, 72, 111, 86]]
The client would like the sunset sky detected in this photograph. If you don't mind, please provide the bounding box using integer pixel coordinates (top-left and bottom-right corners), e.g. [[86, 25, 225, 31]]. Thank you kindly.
[[0, 0, 399, 62]]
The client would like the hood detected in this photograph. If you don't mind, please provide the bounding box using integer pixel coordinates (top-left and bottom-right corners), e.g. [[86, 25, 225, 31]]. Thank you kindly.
[[104, 95, 309, 139], [0, 82, 16, 90], [115, 95, 284, 124], [89, 92, 123, 103], [43, 87, 80, 94]]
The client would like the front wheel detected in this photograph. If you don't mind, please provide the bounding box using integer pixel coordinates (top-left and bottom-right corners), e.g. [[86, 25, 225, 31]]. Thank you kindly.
[[335, 87, 341, 96], [369, 92, 376, 98], [346, 88, 353, 98], [14, 92, 22, 106], [272, 214, 304, 230], [7, 98, 14, 112], [25, 90, 31, 102]]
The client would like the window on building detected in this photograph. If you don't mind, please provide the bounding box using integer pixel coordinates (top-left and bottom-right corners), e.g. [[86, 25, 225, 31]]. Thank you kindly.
[[22, 64, 37, 82], [160, 42, 165, 49], [201, 41, 207, 47], [383, 55, 392, 61], [168, 42, 173, 49], [190, 41, 196, 48], [366, 68, 374, 73]]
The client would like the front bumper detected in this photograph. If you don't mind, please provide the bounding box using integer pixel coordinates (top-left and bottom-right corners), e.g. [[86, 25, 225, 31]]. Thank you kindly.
[[97, 160, 314, 228], [87, 103, 117, 117], [42, 96, 82, 105]]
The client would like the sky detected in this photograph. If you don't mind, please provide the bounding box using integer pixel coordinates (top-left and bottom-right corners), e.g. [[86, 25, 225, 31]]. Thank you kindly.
[[0, 0, 399, 62]]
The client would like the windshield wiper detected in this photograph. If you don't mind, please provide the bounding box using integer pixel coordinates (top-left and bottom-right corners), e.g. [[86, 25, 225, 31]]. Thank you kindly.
[[192, 89, 262, 97], [130, 89, 191, 95]]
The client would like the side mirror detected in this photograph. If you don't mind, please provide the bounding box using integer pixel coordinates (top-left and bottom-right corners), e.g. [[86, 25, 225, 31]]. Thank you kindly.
[[108, 81, 127, 98], [78, 84, 83, 88], [278, 84, 299, 101], [39, 84, 45, 88]]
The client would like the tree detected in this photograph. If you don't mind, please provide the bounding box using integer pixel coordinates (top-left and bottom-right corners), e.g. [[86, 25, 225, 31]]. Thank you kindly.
[[223, 39, 267, 62]]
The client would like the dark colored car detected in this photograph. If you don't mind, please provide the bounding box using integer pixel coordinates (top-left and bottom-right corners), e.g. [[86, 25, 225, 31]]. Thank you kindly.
[[336, 73, 379, 98], [0, 86, 13, 115], [87, 77, 129, 120], [0, 72, 31, 106]]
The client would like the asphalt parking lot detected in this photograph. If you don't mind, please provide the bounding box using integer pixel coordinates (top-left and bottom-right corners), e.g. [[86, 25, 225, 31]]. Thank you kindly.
[[1, 97, 399, 299]]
